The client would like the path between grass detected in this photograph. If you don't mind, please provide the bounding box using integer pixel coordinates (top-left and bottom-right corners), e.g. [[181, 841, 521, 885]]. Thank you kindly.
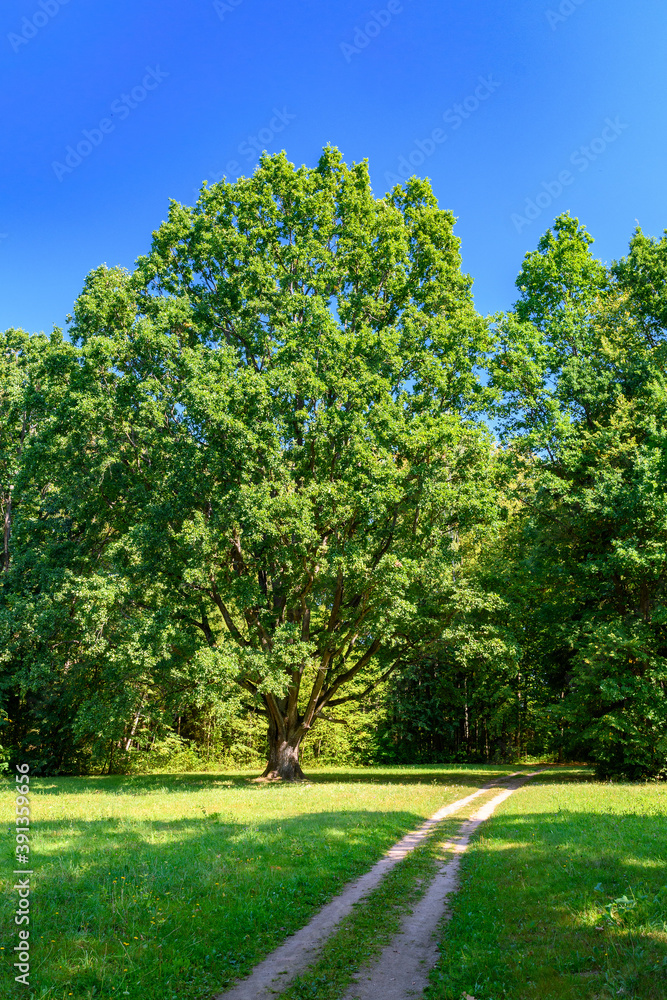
[[341, 771, 544, 1000], [214, 771, 532, 1000], [428, 771, 667, 1000]]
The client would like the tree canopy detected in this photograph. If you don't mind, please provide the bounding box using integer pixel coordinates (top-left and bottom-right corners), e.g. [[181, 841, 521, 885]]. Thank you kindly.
[[2, 150, 667, 780]]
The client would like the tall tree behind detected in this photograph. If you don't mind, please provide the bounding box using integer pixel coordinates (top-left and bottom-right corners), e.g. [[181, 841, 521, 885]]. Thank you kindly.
[[490, 213, 667, 778], [0, 328, 48, 574], [59, 147, 494, 779]]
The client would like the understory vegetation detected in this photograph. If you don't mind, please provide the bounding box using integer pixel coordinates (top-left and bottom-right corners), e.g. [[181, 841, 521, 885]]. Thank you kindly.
[[2, 147, 667, 779]]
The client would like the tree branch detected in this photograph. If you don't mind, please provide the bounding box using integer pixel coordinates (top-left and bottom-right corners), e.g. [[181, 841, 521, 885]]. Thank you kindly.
[[325, 661, 397, 707], [209, 584, 249, 646], [316, 638, 382, 711]]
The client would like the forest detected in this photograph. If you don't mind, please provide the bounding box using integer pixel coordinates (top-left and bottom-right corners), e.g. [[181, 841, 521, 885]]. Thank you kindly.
[[2, 147, 667, 781]]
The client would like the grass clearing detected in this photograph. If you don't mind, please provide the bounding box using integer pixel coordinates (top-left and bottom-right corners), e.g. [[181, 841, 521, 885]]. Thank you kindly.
[[428, 768, 667, 1000], [1, 764, 515, 998]]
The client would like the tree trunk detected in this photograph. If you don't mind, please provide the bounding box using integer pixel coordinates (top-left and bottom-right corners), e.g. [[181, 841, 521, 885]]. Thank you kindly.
[[262, 719, 305, 781], [464, 677, 469, 741], [2, 492, 11, 572], [125, 693, 146, 751]]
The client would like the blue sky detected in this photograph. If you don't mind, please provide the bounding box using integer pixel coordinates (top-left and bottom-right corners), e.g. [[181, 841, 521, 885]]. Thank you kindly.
[[1, 0, 665, 333]]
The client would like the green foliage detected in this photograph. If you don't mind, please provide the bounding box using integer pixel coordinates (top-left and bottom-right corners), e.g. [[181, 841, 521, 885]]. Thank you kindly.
[[1, 146, 496, 776], [2, 163, 667, 778], [378, 572, 530, 763], [488, 213, 667, 779], [0, 708, 9, 772]]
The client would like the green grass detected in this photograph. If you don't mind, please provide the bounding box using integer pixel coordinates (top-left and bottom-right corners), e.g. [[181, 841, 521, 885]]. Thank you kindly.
[[1, 764, 515, 999], [427, 769, 667, 1000]]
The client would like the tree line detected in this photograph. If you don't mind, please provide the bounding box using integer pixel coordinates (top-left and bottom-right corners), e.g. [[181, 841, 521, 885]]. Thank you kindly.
[[2, 147, 666, 780]]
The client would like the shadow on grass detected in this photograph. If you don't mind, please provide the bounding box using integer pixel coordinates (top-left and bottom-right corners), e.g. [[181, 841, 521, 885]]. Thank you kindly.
[[524, 766, 595, 784], [23, 763, 580, 795], [300, 765, 536, 787], [431, 802, 667, 1000], [1, 807, 433, 999]]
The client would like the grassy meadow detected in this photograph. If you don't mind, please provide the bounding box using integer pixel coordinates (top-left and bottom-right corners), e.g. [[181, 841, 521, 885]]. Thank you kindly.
[[3, 765, 666, 1000], [1, 764, 513, 999], [428, 770, 667, 1000]]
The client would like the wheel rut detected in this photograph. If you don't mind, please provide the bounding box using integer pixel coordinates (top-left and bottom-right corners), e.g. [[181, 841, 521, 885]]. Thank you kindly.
[[214, 771, 541, 1000], [342, 771, 544, 1000]]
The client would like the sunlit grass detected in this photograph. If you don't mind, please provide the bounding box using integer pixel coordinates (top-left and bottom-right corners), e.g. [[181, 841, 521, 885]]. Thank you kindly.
[[1, 763, 516, 998], [428, 770, 667, 1000]]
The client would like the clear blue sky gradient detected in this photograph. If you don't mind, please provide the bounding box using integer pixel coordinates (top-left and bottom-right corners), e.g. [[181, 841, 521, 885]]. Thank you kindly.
[[1, 0, 666, 333]]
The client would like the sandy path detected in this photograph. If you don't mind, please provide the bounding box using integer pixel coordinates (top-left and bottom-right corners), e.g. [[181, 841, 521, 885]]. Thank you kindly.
[[343, 771, 544, 1000], [214, 773, 525, 1000]]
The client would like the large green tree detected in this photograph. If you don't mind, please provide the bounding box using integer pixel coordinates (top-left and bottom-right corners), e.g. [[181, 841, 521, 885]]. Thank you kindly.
[[490, 214, 667, 778], [0, 325, 247, 774], [55, 147, 493, 778]]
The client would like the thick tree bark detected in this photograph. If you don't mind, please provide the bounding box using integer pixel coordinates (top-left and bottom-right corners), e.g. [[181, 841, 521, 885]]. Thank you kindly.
[[262, 717, 305, 781]]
